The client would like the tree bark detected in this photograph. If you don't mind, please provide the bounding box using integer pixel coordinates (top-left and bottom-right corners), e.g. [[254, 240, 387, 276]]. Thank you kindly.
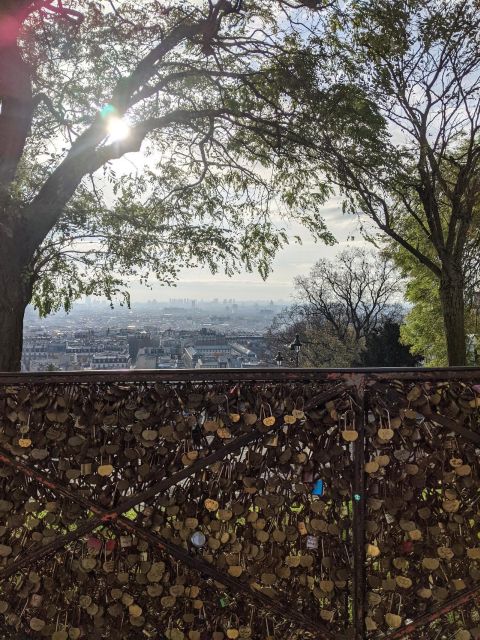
[[0, 40, 32, 189], [0, 240, 31, 372], [0, 295, 26, 372], [439, 266, 466, 366]]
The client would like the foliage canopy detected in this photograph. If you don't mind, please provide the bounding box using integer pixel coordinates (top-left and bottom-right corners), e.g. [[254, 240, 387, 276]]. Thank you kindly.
[[299, 0, 480, 364], [2, 0, 349, 321]]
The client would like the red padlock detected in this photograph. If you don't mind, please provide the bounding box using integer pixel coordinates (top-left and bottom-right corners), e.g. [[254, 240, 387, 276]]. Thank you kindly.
[[400, 540, 414, 554]]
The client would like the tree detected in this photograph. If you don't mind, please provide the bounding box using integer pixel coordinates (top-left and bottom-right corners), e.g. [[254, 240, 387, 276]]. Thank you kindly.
[[394, 240, 480, 366], [294, 248, 402, 342], [266, 306, 356, 367], [399, 269, 448, 366], [45, 362, 61, 372], [0, 0, 341, 371], [386, 187, 480, 365], [268, 248, 404, 366], [358, 319, 421, 367], [304, 0, 480, 365]]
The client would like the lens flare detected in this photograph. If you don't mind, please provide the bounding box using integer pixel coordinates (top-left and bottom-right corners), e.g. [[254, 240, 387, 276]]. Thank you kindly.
[[106, 117, 130, 142]]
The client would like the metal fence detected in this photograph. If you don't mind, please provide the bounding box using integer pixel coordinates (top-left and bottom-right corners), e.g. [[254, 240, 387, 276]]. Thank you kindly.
[[0, 367, 478, 640]]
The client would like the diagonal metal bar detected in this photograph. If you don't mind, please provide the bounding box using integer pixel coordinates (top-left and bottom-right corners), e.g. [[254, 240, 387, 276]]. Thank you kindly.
[[381, 582, 480, 640], [417, 409, 480, 446], [114, 384, 344, 517], [0, 381, 343, 541], [0, 448, 340, 639], [0, 427, 273, 578], [109, 522, 340, 640], [0, 385, 344, 635]]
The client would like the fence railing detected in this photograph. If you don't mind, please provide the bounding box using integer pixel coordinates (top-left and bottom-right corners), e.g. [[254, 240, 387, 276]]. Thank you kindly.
[[0, 367, 479, 640]]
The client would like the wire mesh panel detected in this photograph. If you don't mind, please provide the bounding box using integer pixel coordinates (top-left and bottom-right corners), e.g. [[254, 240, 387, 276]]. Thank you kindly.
[[366, 375, 480, 639], [0, 374, 354, 640], [0, 368, 479, 640]]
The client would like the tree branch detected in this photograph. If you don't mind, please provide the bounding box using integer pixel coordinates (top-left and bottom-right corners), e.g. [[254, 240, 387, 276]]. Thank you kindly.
[[23, 109, 230, 256]]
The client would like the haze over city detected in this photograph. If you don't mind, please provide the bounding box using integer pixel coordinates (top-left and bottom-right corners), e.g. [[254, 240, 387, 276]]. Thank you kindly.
[[128, 199, 366, 303]]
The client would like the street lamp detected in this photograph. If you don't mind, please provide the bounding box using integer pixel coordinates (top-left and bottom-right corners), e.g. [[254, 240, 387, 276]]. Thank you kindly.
[[275, 351, 284, 367], [289, 333, 303, 368]]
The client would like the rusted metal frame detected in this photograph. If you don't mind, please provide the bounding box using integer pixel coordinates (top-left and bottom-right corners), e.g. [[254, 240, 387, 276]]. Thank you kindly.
[[0, 455, 341, 638], [352, 376, 367, 640], [0, 367, 480, 386], [366, 368, 480, 381], [3, 369, 480, 635], [0, 369, 348, 385], [0, 427, 274, 579], [417, 410, 480, 446], [381, 583, 480, 640]]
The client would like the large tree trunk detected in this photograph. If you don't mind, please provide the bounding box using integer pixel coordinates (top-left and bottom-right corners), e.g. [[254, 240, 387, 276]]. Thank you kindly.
[[0, 291, 27, 372], [439, 266, 466, 366], [0, 243, 31, 372], [0, 40, 32, 190]]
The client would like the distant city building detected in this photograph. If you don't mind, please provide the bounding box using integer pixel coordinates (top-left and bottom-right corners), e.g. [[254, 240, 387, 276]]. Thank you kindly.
[[90, 353, 131, 369], [22, 298, 284, 371], [179, 334, 259, 369]]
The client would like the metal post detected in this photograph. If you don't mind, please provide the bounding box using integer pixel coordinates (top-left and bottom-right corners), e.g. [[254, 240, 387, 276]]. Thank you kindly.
[[352, 377, 367, 640]]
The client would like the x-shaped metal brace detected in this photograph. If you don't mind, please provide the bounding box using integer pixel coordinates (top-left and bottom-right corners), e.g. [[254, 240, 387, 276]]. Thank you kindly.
[[0, 385, 344, 639]]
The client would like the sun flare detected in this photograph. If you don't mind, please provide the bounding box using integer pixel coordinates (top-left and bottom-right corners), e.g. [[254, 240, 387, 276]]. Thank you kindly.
[[106, 116, 130, 142]]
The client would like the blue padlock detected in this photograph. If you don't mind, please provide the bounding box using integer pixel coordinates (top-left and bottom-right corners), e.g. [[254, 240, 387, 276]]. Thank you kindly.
[[312, 479, 324, 496]]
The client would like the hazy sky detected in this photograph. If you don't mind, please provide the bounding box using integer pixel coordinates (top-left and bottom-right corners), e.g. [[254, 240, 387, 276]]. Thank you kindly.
[[129, 196, 369, 303]]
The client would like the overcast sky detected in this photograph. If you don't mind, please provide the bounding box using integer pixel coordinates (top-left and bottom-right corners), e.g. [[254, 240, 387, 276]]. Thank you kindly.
[[128, 196, 370, 303]]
